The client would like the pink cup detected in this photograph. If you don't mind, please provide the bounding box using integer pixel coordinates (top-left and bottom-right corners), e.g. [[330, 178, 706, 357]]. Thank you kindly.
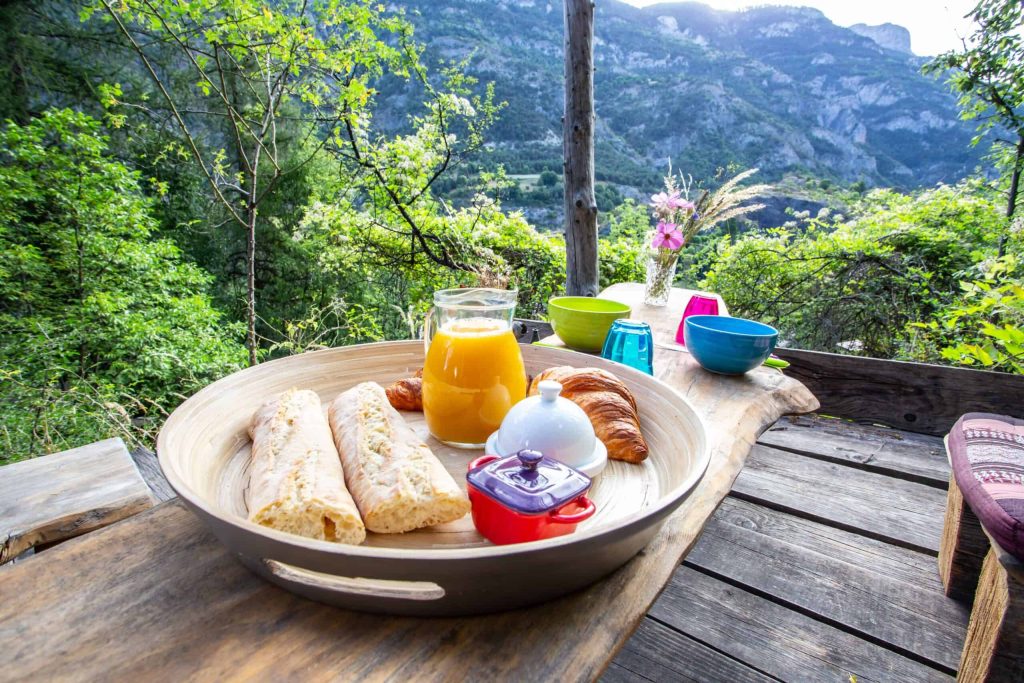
[[675, 294, 720, 346]]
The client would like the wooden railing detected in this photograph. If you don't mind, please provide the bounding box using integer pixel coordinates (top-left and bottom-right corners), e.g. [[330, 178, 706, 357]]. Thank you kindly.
[[772, 348, 1024, 437], [513, 318, 1024, 437]]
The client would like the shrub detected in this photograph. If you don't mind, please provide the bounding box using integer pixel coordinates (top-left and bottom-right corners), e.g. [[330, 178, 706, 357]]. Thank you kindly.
[[702, 181, 1007, 357], [0, 109, 247, 460]]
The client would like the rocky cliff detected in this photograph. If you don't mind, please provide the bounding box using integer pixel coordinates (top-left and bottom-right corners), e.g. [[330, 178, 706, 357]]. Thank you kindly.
[[388, 0, 979, 194], [849, 23, 914, 55]]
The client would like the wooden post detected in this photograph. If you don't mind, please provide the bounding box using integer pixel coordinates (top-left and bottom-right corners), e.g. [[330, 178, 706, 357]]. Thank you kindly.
[[938, 474, 990, 603], [563, 0, 599, 297], [958, 547, 1024, 682]]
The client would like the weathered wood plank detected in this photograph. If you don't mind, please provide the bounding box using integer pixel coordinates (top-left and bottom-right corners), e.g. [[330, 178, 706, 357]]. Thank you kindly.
[[938, 475, 990, 604], [0, 438, 155, 564], [958, 548, 1024, 682], [0, 500, 801, 683], [687, 500, 968, 671], [601, 662, 652, 683], [732, 444, 947, 554], [651, 565, 952, 683], [773, 347, 1024, 437], [129, 446, 176, 502], [603, 617, 774, 683], [713, 497, 946, 593], [759, 414, 949, 486]]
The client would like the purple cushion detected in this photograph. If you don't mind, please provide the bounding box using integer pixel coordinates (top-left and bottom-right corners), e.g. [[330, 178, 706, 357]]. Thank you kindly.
[[948, 413, 1024, 561]]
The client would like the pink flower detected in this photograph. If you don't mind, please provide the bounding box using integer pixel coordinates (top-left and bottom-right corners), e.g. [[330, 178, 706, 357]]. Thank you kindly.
[[650, 191, 696, 212], [651, 221, 685, 250]]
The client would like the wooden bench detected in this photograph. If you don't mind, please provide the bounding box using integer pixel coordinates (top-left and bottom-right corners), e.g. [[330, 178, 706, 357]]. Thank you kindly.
[[944, 507, 1024, 682], [0, 438, 156, 565], [938, 417, 1024, 683]]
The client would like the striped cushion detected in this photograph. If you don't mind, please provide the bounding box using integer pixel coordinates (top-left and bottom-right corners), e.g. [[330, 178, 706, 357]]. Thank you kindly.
[[948, 413, 1024, 561]]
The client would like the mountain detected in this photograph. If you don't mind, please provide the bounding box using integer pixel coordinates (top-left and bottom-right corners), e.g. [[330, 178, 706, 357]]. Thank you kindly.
[[388, 0, 980, 207], [848, 23, 914, 55]]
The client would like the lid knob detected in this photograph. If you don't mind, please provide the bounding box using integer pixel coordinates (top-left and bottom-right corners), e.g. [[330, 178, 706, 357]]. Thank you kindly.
[[538, 380, 562, 403], [517, 449, 543, 471]]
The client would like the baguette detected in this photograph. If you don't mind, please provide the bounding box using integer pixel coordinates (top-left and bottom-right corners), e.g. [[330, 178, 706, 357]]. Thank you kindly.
[[247, 389, 366, 544], [328, 382, 470, 533]]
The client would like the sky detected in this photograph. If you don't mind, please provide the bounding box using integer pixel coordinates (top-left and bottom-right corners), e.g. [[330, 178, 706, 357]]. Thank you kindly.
[[618, 0, 978, 55]]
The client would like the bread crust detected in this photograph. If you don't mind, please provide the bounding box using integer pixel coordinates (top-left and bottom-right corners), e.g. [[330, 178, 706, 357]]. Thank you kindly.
[[329, 382, 470, 533], [529, 366, 649, 463], [247, 389, 366, 544]]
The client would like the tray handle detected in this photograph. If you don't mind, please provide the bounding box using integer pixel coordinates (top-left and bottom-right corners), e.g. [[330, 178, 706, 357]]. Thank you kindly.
[[263, 559, 445, 601]]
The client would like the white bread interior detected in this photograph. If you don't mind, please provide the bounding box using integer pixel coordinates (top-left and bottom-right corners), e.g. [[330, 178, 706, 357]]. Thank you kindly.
[[328, 382, 471, 534], [247, 389, 366, 544]]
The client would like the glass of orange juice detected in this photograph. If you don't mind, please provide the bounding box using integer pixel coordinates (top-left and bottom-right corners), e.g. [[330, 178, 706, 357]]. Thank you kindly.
[[422, 288, 527, 448]]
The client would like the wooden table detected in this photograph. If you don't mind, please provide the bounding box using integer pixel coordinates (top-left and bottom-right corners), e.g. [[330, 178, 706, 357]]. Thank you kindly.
[[0, 284, 817, 682]]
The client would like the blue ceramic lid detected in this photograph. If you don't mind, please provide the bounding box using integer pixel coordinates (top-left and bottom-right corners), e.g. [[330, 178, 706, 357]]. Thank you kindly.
[[466, 449, 592, 515]]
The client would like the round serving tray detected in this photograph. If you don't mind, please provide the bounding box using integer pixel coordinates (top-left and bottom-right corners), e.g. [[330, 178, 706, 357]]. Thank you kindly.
[[157, 341, 709, 616]]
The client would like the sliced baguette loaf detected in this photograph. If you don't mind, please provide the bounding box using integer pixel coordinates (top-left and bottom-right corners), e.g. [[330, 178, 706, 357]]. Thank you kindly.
[[247, 389, 366, 544], [328, 382, 470, 533]]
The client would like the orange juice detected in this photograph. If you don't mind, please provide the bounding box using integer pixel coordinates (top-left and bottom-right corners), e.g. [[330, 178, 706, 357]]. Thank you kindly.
[[422, 317, 527, 446]]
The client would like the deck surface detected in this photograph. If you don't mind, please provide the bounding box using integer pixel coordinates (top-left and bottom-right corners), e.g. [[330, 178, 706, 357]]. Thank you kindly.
[[603, 414, 969, 683]]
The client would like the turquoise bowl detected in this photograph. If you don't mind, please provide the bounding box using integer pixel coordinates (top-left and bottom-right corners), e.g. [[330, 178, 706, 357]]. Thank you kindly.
[[684, 315, 778, 375]]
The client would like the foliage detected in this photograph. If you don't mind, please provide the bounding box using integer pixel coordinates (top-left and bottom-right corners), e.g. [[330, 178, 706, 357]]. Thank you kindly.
[[89, 0, 418, 363], [906, 231, 1024, 373], [924, 0, 1024, 145], [329, 61, 505, 274], [0, 110, 246, 461], [295, 188, 643, 332], [924, 0, 1024, 219], [606, 199, 650, 241], [703, 181, 1007, 357]]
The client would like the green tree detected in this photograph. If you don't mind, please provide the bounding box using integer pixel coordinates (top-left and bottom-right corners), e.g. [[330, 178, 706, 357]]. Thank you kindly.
[[539, 170, 558, 187], [88, 0, 415, 364], [925, 0, 1024, 222], [0, 109, 247, 458], [330, 62, 504, 274]]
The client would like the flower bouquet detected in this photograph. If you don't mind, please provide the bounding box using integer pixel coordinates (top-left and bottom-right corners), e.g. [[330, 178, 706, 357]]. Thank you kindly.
[[643, 168, 769, 306]]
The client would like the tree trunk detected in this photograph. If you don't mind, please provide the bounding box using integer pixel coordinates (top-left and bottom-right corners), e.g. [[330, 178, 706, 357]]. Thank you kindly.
[[1007, 134, 1023, 221], [998, 134, 1023, 258], [246, 206, 257, 366], [563, 0, 598, 297], [246, 151, 261, 367]]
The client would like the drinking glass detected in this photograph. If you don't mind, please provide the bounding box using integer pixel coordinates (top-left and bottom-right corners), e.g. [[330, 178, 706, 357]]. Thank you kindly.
[[600, 319, 655, 375], [675, 294, 720, 346]]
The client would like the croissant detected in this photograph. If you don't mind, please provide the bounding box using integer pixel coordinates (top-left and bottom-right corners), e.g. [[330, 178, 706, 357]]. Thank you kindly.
[[385, 377, 422, 411], [529, 366, 649, 463], [385, 369, 532, 413]]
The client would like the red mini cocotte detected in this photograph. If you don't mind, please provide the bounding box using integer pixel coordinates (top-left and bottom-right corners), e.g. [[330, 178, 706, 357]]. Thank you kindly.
[[466, 449, 596, 545]]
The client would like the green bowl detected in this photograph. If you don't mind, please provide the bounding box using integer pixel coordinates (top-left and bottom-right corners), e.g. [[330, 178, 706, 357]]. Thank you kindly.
[[548, 296, 632, 352]]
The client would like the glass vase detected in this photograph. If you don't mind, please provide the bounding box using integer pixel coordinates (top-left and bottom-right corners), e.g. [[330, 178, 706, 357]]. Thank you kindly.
[[643, 249, 679, 306]]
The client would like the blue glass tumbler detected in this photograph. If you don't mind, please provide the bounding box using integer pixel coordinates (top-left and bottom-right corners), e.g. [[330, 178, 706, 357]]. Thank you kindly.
[[600, 319, 655, 375]]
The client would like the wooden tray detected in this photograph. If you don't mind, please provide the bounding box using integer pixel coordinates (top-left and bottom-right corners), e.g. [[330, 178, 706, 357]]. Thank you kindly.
[[157, 341, 708, 616]]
